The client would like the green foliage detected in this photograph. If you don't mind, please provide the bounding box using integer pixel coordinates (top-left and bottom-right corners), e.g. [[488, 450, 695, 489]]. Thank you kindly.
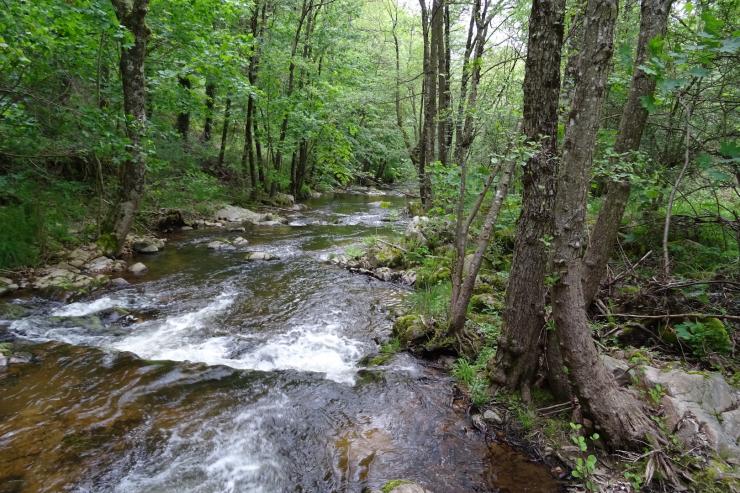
[[452, 356, 490, 407], [406, 282, 451, 322], [569, 423, 600, 492], [674, 318, 732, 356]]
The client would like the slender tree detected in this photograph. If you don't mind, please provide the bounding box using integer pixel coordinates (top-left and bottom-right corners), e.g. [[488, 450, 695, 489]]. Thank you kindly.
[[106, 0, 150, 255], [581, 0, 674, 306]]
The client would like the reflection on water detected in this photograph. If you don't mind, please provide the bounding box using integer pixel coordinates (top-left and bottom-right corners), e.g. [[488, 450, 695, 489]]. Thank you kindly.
[[0, 192, 559, 492]]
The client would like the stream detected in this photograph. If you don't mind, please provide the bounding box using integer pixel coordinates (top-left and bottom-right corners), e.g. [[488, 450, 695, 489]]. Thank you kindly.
[[0, 192, 560, 493]]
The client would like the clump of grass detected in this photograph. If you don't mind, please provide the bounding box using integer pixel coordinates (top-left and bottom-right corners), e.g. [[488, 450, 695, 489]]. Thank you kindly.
[[452, 351, 493, 408], [406, 281, 451, 322]]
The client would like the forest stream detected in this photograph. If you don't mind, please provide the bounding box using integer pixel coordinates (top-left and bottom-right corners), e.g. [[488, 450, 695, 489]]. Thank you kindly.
[[0, 192, 559, 493]]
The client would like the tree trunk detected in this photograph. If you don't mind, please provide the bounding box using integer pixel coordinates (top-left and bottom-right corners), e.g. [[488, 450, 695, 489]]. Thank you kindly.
[[217, 97, 231, 169], [450, 159, 517, 341], [581, 0, 673, 306], [106, 0, 150, 256], [491, 0, 566, 398], [551, 0, 657, 448], [176, 75, 191, 141], [272, 0, 311, 196], [203, 81, 216, 142], [435, 0, 448, 165]]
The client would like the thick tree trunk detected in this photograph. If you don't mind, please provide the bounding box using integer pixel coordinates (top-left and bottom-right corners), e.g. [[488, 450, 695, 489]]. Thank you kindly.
[[106, 0, 150, 256], [203, 81, 216, 142], [581, 0, 673, 306], [217, 97, 231, 169], [176, 75, 191, 141], [552, 0, 658, 448], [491, 0, 566, 398], [435, 0, 449, 165], [417, 0, 437, 209]]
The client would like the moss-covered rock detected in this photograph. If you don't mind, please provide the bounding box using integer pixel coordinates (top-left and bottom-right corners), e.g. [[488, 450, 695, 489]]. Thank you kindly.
[[392, 315, 430, 345], [0, 302, 30, 320], [415, 266, 450, 288], [470, 293, 502, 313]]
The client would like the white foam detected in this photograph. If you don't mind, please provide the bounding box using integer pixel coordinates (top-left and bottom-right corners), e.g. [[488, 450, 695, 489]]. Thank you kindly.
[[113, 396, 287, 493], [112, 290, 236, 358], [51, 296, 122, 317], [236, 324, 363, 384]]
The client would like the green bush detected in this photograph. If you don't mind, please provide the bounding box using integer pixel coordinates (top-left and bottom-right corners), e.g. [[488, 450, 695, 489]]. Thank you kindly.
[[674, 318, 732, 356]]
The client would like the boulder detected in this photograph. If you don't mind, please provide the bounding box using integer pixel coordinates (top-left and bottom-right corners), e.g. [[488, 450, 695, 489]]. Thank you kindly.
[[404, 216, 429, 243], [133, 242, 159, 254], [232, 236, 249, 247], [483, 409, 504, 425], [245, 251, 279, 261], [128, 262, 148, 275], [273, 192, 295, 207], [392, 315, 429, 345], [0, 277, 19, 296], [641, 367, 739, 460], [214, 205, 266, 224], [32, 267, 95, 291], [207, 240, 236, 251], [85, 256, 126, 274], [129, 235, 165, 254], [110, 277, 130, 288]]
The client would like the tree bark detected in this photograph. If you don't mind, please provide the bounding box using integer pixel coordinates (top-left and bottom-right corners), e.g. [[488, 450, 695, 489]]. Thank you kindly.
[[581, 0, 673, 305], [176, 75, 191, 141], [491, 0, 566, 398], [203, 81, 216, 142], [106, 0, 150, 256], [551, 0, 657, 448], [217, 97, 231, 169], [449, 158, 517, 341]]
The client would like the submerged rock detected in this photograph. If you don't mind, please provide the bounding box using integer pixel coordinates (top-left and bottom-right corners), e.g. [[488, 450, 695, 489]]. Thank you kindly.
[[245, 251, 279, 261], [128, 262, 148, 275], [0, 302, 29, 320], [207, 240, 236, 251]]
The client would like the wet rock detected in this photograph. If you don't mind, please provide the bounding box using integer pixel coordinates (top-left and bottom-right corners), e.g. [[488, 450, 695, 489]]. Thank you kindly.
[[207, 240, 236, 251], [0, 302, 30, 320], [245, 251, 279, 261], [110, 277, 130, 288], [85, 256, 127, 274], [641, 367, 739, 460], [0, 276, 19, 296], [180, 225, 193, 231], [49, 314, 104, 331], [128, 262, 148, 275], [392, 315, 429, 345], [483, 409, 503, 425], [310, 191, 322, 199], [215, 205, 266, 224], [133, 242, 159, 253], [232, 236, 249, 247], [404, 216, 429, 243], [9, 352, 33, 365], [379, 481, 432, 493], [272, 192, 295, 207], [67, 245, 101, 268], [129, 235, 165, 254], [33, 267, 95, 291], [204, 220, 224, 228], [227, 224, 246, 232]]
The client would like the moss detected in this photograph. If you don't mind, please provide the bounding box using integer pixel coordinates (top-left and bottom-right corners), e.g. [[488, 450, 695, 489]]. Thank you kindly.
[[0, 302, 29, 320], [415, 266, 450, 288], [407, 200, 424, 217], [381, 479, 413, 493], [392, 315, 429, 345], [470, 293, 501, 313]]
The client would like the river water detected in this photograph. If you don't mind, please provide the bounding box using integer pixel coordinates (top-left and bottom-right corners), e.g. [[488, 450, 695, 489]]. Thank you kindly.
[[0, 192, 559, 493]]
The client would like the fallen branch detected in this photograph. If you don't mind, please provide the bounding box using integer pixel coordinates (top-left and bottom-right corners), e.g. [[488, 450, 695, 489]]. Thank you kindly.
[[596, 312, 740, 321]]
